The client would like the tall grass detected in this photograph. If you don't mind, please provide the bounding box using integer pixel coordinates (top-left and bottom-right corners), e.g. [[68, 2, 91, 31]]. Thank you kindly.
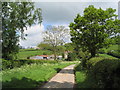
[[1, 61, 77, 88]]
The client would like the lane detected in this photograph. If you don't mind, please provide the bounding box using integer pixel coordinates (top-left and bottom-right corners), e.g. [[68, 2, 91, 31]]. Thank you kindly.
[[41, 64, 76, 88]]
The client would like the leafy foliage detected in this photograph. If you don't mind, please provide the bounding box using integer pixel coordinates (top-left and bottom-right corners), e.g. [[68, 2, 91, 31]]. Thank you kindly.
[[64, 43, 74, 52], [67, 53, 78, 61], [69, 5, 120, 57], [2, 2, 42, 60], [86, 57, 105, 69], [75, 57, 120, 88], [43, 25, 69, 60], [2, 59, 58, 70], [90, 59, 120, 88]]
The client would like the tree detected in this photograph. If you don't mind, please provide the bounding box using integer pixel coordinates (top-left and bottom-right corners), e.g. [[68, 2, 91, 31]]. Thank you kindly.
[[43, 25, 69, 60], [69, 5, 120, 58], [2, 2, 42, 60], [38, 43, 52, 50], [64, 43, 74, 52]]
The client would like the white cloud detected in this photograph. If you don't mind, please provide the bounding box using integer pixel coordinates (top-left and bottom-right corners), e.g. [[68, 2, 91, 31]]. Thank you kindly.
[[19, 24, 44, 48], [32, 0, 119, 2], [35, 2, 118, 25]]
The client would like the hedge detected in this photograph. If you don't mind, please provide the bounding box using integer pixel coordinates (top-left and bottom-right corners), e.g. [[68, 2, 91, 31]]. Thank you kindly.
[[2, 59, 58, 70], [87, 57, 120, 88], [86, 57, 105, 69]]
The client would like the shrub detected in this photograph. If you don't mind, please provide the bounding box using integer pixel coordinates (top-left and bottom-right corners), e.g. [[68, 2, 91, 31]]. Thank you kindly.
[[90, 59, 120, 88], [86, 57, 105, 69], [2, 59, 13, 70], [2, 59, 58, 70]]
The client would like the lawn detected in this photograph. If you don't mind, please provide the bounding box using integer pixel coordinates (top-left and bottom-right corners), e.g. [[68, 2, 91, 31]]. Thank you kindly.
[[1, 61, 77, 88], [17, 49, 52, 59]]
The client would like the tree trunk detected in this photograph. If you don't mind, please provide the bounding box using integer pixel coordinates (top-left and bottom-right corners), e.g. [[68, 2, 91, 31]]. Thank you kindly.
[[54, 52, 57, 60], [90, 49, 96, 58], [53, 46, 57, 60]]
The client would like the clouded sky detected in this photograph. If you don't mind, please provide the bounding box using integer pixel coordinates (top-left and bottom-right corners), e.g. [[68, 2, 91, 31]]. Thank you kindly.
[[19, 1, 119, 48]]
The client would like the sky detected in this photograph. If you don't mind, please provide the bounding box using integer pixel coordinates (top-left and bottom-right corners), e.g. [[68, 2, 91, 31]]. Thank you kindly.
[[19, 1, 119, 48]]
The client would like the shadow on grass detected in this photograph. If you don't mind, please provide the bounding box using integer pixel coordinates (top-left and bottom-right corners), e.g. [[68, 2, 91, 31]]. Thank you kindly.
[[54, 68, 61, 73], [54, 68, 74, 74], [75, 74, 97, 88], [2, 77, 46, 89], [75, 64, 97, 88]]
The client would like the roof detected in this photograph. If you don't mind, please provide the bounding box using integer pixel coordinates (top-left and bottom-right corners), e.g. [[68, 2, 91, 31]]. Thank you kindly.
[[37, 55, 48, 57]]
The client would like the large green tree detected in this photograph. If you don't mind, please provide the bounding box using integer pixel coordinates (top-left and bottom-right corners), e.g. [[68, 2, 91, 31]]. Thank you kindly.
[[69, 5, 120, 57], [2, 2, 42, 60]]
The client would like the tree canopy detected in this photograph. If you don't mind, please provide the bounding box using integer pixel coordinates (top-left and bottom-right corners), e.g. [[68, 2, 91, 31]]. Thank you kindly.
[[2, 2, 42, 60], [69, 5, 120, 57], [43, 25, 69, 60]]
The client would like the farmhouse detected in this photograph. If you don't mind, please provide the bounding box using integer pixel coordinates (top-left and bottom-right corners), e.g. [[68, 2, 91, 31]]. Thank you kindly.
[[29, 54, 63, 60], [30, 55, 49, 60]]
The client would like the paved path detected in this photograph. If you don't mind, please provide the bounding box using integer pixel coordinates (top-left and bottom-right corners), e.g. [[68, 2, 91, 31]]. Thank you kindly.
[[41, 64, 76, 88]]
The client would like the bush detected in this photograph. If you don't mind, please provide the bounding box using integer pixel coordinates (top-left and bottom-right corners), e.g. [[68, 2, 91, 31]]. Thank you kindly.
[[2, 59, 58, 70], [2, 59, 13, 70], [90, 58, 120, 88], [86, 57, 105, 69]]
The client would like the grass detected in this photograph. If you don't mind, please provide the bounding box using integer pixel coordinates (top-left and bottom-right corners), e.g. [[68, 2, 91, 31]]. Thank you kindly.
[[99, 44, 119, 59], [99, 54, 118, 59], [102, 44, 118, 53], [1, 61, 77, 88], [75, 64, 97, 88], [17, 49, 52, 59], [75, 44, 119, 88]]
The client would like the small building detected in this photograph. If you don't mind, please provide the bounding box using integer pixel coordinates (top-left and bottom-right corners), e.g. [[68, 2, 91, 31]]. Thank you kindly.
[[30, 55, 49, 60], [57, 55, 62, 60], [29, 54, 63, 60]]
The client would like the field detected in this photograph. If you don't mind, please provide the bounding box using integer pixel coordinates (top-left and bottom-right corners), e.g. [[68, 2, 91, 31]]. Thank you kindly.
[[99, 44, 119, 59], [1, 61, 77, 88], [17, 49, 52, 59], [101, 44, 118, 53], [99, 54, 118, 59]]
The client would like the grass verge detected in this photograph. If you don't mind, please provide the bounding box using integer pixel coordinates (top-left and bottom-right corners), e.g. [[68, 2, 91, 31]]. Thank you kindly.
[[1, 61, 77, 88], [75, 64, 97, 88]]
